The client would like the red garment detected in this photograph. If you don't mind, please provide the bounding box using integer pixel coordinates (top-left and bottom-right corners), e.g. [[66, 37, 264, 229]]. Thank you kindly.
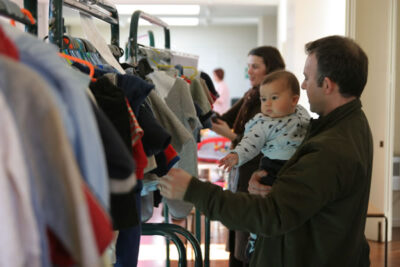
[[48, 183, 113, 266], [125, 98, 143, 147], [125, 98, 147, 179], [83, 182, 113, 254], [210, 93, 218, 102], [132, 139, 147, 179], [47, 229, 75, 266], [164, 144, 179, 167], [0, 26, 19, 60]]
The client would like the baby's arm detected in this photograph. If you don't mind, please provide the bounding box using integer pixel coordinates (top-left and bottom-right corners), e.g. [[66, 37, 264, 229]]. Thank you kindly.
[[233, 123, 268, 166], [219, 153, 239, 172]]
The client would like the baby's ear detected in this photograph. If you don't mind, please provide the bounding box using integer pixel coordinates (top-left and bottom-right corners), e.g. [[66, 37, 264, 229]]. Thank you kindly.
[[292, 94, 300, 106]]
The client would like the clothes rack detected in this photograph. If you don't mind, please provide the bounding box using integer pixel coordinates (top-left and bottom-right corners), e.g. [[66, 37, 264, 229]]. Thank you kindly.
[[48, 0, 119, 50], [0, 0, 34, 26], [126, 10, 207, 267], [128, 10, 170, 64]]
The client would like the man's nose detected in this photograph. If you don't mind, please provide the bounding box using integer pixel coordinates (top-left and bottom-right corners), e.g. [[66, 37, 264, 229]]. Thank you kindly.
[[301, 80, 306, 89]]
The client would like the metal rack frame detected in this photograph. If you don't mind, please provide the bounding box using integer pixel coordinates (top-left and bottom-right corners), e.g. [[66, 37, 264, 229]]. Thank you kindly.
[[0, 0, 35, 26], [128, 10, 170, 64], [47, 0, 119, 50]]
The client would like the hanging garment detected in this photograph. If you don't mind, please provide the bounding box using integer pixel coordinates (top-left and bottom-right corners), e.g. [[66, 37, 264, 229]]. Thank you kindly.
[[3, 25, 109, 209], [89, 76, 132, 153], [148, 71, 201, 218], [146, 90, 192, 153], [0, 26, 19, 60], [90, 102, 139, 230], [190, 78, 212, 116], [0, 91, 41, 267], [0, 55, 100, 266], [200, 71, 219, 101]]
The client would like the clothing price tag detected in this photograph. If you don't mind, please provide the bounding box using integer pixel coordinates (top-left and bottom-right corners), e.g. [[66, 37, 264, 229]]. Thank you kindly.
[[79, 13, 125, 74]]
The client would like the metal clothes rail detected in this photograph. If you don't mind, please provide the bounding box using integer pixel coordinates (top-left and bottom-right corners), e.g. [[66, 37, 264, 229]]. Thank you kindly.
[[47, 0, 119, 50], [128, 10, 170, 64], [0, 0, 34, 26]]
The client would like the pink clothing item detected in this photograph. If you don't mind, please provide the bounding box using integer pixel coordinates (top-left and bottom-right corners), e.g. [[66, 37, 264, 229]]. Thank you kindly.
[[213, 80, 230, 114]]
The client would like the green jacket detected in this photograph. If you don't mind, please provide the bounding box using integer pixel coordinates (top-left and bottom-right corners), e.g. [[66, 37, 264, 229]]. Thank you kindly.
[[185, 99, 373, 266]]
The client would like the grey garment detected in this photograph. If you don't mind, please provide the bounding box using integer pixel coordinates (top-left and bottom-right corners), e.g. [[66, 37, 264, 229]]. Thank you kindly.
[[140, 173, 159, 222], [190, 78, 212, 116], [164, 78, 202, 139], [163, 78, 202, 218], [0, 56, 99, 266], [146, 90, 193, 153]]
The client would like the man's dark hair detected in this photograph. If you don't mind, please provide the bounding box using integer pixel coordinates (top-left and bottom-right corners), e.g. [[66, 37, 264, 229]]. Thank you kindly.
[[261, 70, 300, 95], [305, 35, 368, 98], [248, 46, 285, 73], [213, 68, 224, 80]]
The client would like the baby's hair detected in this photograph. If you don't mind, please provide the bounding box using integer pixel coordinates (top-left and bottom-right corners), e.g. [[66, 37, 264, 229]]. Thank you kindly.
[[261, 70, 300, 95]]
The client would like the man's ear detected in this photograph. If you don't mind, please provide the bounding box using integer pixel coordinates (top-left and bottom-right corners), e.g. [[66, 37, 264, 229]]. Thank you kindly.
[[323, 77, 337, 95]]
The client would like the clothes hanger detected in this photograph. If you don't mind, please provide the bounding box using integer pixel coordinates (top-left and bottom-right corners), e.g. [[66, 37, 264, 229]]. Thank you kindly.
[[9, 7, 35, 26], [59, 52, 96, 82]]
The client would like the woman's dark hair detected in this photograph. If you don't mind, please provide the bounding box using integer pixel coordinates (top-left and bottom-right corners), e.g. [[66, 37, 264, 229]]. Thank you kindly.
[[213, 68, 224, 80], [248, 46, 285, 73], [305, 35, 368, 98], [261, 70, 300, 95]]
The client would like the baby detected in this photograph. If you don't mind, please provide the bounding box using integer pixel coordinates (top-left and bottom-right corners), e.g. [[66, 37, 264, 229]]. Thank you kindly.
[[219, 70, 310, 258]]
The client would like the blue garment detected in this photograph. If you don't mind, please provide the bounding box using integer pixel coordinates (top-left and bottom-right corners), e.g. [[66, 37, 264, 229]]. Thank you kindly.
[[4, 26, 109, 209], [117, 74, 154, 116], [114, 180, 142, 267]]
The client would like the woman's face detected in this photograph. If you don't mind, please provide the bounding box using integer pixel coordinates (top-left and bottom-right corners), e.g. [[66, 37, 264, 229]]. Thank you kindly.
[[247, 55, 267, 87]]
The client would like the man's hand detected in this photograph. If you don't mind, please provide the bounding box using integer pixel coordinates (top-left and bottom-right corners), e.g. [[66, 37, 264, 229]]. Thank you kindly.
[[218, 153, 239, 172], [248, 170, 272, 197], [158, 168, 193, 200]]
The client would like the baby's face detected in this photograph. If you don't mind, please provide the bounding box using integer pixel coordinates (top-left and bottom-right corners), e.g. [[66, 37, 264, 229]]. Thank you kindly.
[[259, 79, 299, 118]]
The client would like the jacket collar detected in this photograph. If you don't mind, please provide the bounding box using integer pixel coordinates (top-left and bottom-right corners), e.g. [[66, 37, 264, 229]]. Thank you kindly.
[[308, 98, 362, 138]]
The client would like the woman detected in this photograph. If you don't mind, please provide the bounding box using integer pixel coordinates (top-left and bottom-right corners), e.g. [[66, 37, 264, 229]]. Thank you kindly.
[[213, 68, 230, 114], [212, 46, 285, 266]]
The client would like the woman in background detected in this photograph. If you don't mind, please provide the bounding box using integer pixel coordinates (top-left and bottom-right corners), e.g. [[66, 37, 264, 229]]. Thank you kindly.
[[213, 68, 230, 114], [212, 46, 285, 267]]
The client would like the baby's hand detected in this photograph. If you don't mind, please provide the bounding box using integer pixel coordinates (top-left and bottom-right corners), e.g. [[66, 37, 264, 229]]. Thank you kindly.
[[218, 153, 239, 172]]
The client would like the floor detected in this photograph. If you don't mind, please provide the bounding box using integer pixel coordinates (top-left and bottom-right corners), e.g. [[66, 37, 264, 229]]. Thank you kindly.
[[138, 203, 400, 267]]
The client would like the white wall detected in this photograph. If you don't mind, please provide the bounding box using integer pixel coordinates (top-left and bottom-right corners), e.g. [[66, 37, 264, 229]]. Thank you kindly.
[[349, 0, 396, 239], [278, 0, 346, 117], [258, 14, 277, 46]]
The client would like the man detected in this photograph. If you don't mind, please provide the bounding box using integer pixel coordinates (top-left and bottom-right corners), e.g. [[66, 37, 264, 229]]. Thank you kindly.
[[159, 35, 373, 267]]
